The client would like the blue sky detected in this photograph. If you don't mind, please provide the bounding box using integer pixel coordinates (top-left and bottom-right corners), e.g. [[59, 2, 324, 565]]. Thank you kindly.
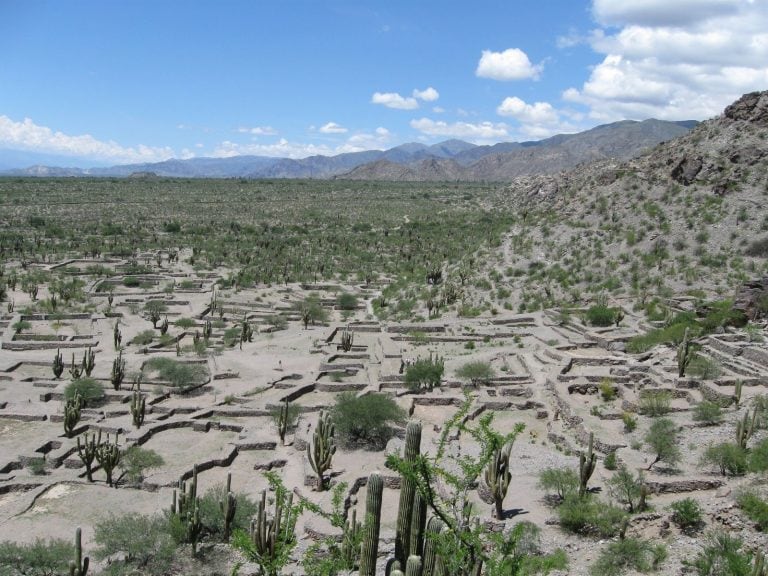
[[1, 0, 766, 165]]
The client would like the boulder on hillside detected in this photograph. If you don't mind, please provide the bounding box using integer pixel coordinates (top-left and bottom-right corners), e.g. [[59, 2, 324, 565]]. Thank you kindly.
[[671, 156, 703, 185], [724, 91, 768, 127], [734, 276, 768, 321]]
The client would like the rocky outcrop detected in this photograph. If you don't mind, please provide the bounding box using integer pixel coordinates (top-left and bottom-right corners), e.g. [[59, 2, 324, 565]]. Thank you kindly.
[[671, 156, 703, 185], [734, 276, 768, 320], [724, 91, 768, 127]]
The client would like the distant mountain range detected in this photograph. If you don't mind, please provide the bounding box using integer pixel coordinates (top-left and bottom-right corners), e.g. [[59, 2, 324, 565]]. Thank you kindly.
[[0, 119, 698, 181]]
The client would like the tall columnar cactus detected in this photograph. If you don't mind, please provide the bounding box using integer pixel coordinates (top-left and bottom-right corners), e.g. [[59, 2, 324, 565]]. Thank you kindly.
[[203, 319, 212, 341], [82, 347, 95, 377], [485, 441, 514, 519], [220, 472, 237, 541], [131, 384, 146, 429], [95, 433, 120, 487], [69, 353, 82, 380], [579, 432, 596, 498], [307, 410, 336, 491], [396, 420, 422, 565], [422, 516, 445, 576], [69, 526, 89, 576], [734, 380, 743, 407], [340, 328, 354, 352], [63, 393, 82, 438], [736, 409, 757, 450], [359, 471, 384, 576], [277, 400, 290, 445], [111, 350, 126, 391], [160, 315, 169, 336], [76, 430, 101, 482], [677, 328, 693, 377], [240, 316, 253, 350], [53, 349, 65, 379], [409, 491, 427, 558], [113, 323, 122, 350]]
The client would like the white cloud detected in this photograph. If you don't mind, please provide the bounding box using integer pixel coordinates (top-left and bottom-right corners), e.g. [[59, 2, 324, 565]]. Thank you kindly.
[[319, 122, 348, 134], [496, 97, 579, 139], [0, 115, 174, 163], [410, 118, 509, 142], [371, 91, 419, 110], [475, 48, 542, 80], [432, 106, 445, 114], [413, 87, 440, 101], [237, 125, 278, 136], [593, 0, 740, 27], [565, 1, 768, 122]]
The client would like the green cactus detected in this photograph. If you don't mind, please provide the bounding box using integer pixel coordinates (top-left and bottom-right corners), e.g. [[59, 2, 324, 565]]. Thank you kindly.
[[113, 323, 122, 349], [76, 430, 101, 482], [68, 527, 89, 576], [341, 507, 362, 570], [240, 315, 253, 350], [203, 319, 212, 341], [396, 420, 422, 565], [485, 441, 513, 519], [277, 400, 290, 445], [111, 350, 125, 391], [340, 328, 354, 352], [752, 551, 765, 576], [579, 432, 596, 498], [69, 353, 82, 380], [160, 315, 169, 336], [95, 433, 120, 487], [63, 392, 82, 438], [53, 348, 65, 379], [409, 491, 427, 558], [82, 347, 95, 377], [359, 471, 383, 576], [405, 555, 423, 576], [422, 516, 445, 576], [307, 410, 336, 491], [247, 485, 298, 575], [734, 380, 743, 407], [677, 328, 693, 377], [130, 384, 146, 429], [220, 472, 237, 541], [736, 408, 757, 449]]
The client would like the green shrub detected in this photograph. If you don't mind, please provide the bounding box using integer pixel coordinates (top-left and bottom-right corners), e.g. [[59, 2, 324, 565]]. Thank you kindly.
[[699, 443, 747, 476], [0, 538, 74, 575], [119, 446, 164, 484], [142, 357, 207, 390], [748, 438, 768, 472], [123, 276, 140, 287], [590, 537, 667, 576], [557, 495, 627, 537], [586, 304, 617, 327], [604, 450, 618, 471], [131, 329, 155, 346], [64, 377, 105, 406], [599, 379, 617, 401], [685, 530, 759, 575], [173, 317, 196, 328], [735, 489, 768, 531], [670, 497, 703, 530], [404, 354, 444, 392], [622, 412, 638, 432], [94, 513, 176, 575], [330, 392, 406, 450], [644, 418, 681, 470], [455, 360, 495, 386], [336, 292, 358, 310], [687, 356, 722, 380], [606, 465, 645, 512], [537, 467, 579, 501], [639, 390, 672, 417], [692, 401, 723, 425], [197, 483, 259, 541]]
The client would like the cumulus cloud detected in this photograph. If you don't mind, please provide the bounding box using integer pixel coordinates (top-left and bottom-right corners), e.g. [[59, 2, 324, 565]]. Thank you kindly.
[[410, 118, 509, 141], [565, 0, 768, 122], [237, 125, 278, 136], [592, 0, 740, 27], [413, 87, 440, 101], [0, 115, 175, 163], [371, 91, 419, 110], [319, 122, 348, 134], [496, 97, 578, 139], [475, 48, 542, 80]]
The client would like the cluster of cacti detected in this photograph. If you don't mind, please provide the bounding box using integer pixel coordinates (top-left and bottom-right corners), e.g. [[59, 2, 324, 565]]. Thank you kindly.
[[203, 319, 213, 341], [301, 306, 312, 330], [131, 383, 146, 428], [426, 267, 442, 285], [53, 348, 65, 379], [69, 353, 82, 380], [111, 350, 125, 391], [220, 472, 237, 540], [49, 293, 57, 311], [307, 410, 336, 491], [171, 465, 203, 554], [107, 292, 114, 308], [113, 323, 122, 349], [359, 471, 383, 576], [240, 316, 253, 349], [677, 328, 693, 377], [579, 432, 597, 497], [76, 430, 101, 482], [160, 315, 169, 335], [736, 408, 758, 449], [69, 526, 89, 576], [63, 392, 83, 438], [82, 347, 95, 377], [340, 507, 362, 570], [340, 328, 354, 352], [485, 441, 513, 519], [248, 484, 297, 570], [95, 433, 120, 487]]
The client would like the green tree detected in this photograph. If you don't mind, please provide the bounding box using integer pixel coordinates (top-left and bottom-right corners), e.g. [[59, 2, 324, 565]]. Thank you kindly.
[[405, 353, 444, 392], [606, 466, 646, 513], [537, 467, 579, 501], [699, 443, 747, 476], [644, 418, 681, 470], [330, 392, 406, 449], [456, 360, 495, 386]]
